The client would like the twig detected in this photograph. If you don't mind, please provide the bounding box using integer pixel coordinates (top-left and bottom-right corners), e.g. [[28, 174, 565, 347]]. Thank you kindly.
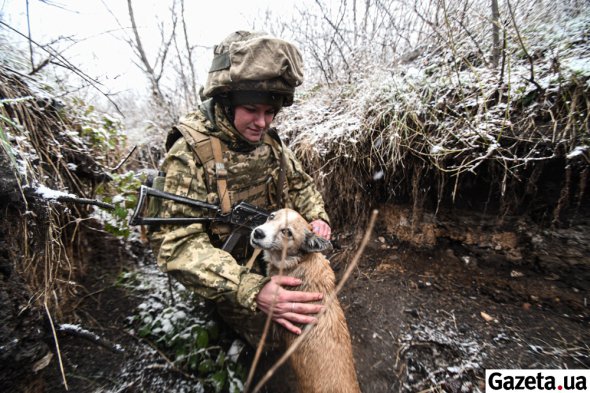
[[55, 195, 116, 210], [45, 300, 69, 390], [25, 0, 34, 68], [58, 324, 124, 354], [439, 309, 458, 332], [0, 20, 124, 116], [506, 0, 543, 92], [491, 0, 501, 68], [27, 186, 115, 210], [110, 145, 137, 172], [244, 232, 290, 392], [251, 210, 379, 393], [497, 25, 507, 90], [179, 0, 199, 106], [29, 56, 53, 76]]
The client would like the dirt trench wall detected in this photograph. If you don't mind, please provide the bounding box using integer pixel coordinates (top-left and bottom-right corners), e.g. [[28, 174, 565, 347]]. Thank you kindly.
[[0, 272, 49, 392], [379, 204, 590, 290], [0, 159, 49, 392]]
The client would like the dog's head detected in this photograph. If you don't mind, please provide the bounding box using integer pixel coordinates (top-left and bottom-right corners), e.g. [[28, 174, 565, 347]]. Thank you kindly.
[[250, 209, 332, 269]]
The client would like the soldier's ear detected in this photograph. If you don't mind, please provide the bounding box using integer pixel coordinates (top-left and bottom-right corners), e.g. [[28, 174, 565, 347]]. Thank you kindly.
[[301, 230, 332, 253]]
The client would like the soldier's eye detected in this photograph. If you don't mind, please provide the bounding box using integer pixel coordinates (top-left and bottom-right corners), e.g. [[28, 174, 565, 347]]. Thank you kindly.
[[281, 228, 292, 237]]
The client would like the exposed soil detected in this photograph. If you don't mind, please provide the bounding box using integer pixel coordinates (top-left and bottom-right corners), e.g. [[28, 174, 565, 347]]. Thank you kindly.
[[25, 218, 589, 393], [338, 236, 589, 392]]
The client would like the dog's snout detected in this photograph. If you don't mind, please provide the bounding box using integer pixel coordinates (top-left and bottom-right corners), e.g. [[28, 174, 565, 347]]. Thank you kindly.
[[253, 228, 265, 240]]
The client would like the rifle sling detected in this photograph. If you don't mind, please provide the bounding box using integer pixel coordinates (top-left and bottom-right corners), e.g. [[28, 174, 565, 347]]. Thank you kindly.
[[276, 145, 286, 207], [266, 129, 287, 208], [210, 136, 232, 214]]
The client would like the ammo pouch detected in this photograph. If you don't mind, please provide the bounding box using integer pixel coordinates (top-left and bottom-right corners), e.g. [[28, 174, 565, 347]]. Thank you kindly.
[[147, 172, 166, 222]]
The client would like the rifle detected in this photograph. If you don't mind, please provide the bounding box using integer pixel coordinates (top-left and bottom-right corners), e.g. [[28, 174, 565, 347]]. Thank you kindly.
[[129, 185, 269, 252]]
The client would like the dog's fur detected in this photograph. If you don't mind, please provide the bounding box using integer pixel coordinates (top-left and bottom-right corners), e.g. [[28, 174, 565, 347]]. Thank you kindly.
[[251, 209, 361, 393]]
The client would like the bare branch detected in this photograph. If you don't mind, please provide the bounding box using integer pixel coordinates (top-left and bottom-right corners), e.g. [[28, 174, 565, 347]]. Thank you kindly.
[[29, 56, 52, 76], [180, 0, 199, 106], [25, 0, 35, 68], [0, 21, 123, 115], [506, 0, 543, 91], [491, 0, 501, 67], [154, 7, 178, 83], [127, 0, 159, 94]]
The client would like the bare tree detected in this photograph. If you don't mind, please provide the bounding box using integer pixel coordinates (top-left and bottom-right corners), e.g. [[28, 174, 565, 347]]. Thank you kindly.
[[126, 0, 178, 129], [123, 0, 205, 134], [179, 0, 199, 109], [272, 0, 505, 84], [1, 10, 122, 113], [491, 0, 501, 67]]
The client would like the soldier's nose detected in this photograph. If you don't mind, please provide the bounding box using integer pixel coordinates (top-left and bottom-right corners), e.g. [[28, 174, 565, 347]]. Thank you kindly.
[[253, 228, 265, 240]]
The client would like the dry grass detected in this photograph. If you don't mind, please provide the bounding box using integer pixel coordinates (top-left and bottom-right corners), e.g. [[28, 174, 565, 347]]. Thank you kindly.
[[279, 6, 590, 230], [0, 68, 118, 317]]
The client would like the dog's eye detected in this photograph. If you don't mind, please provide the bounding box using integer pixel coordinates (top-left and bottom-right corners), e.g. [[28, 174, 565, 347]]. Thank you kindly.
[[268, 213, 275, 221], [281, 228, 293, 237]]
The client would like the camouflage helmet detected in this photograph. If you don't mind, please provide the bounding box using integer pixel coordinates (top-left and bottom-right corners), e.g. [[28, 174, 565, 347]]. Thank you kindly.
[[203, 31, 304, 107]]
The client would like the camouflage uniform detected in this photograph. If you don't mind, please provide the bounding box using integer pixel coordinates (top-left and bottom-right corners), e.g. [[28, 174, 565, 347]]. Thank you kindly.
[[155, 99, 329, 345]]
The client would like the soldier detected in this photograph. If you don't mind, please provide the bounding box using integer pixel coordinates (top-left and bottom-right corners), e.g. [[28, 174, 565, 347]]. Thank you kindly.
[[154, 31, 331, 346]]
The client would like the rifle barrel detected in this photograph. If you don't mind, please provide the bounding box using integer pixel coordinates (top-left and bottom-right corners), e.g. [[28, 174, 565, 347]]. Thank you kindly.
[[132, 217, 221, 225]]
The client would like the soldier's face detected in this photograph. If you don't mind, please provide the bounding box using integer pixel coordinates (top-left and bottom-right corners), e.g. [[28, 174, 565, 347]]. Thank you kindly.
[[233, 104, 276, 142]]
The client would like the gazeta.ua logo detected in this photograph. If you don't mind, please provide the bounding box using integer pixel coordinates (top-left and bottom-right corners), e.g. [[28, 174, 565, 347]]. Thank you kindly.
[[486, 370, 589, 392]]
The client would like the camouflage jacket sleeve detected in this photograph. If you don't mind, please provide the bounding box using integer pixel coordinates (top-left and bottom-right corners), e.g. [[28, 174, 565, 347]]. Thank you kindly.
[[156, 139, 269, 312], [282, 145, 331, 225]]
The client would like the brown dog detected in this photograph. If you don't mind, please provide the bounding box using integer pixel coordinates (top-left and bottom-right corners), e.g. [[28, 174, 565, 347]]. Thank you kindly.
[[250, 208, 361, 393]]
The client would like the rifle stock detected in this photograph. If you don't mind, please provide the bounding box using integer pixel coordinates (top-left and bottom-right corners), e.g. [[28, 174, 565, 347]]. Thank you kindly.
[[130, 185, 221, 226]]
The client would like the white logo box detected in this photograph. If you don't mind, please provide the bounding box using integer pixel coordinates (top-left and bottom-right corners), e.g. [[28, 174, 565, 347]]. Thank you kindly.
[[485, 369, 589, 392]]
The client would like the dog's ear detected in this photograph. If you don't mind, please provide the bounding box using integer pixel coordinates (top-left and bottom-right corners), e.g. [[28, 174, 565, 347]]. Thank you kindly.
[[302, 230, 333, 253]]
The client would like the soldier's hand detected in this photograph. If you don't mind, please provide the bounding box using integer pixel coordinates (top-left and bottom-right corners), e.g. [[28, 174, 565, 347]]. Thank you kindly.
[[310, 219, 331, 240], [256, 276, 324, 335]]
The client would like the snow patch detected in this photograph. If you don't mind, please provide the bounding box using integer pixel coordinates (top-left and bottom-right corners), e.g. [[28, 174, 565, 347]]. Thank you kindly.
[[567, 145, 588, 159], [35, 185, 76, 200]]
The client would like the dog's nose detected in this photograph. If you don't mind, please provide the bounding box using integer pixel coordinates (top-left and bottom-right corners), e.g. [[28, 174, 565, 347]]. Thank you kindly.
[[253, 228, 265, 240]]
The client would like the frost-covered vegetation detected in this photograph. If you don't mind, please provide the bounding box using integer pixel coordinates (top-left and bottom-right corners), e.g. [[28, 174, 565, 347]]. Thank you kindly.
[[0, 67, 132, 314], [276, 1, 589, 228], [120, 267, 246, 393]]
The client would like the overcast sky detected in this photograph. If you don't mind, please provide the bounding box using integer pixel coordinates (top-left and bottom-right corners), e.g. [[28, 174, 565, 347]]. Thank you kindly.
[[0, 0, 303, 93]]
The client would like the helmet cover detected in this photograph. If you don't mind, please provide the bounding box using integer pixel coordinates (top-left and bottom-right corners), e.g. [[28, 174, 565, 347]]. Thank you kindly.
[[203, 31, 304, 106]]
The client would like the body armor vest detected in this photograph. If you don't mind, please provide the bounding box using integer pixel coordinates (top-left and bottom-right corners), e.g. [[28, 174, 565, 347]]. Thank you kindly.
[[174, 122, 287, 212]]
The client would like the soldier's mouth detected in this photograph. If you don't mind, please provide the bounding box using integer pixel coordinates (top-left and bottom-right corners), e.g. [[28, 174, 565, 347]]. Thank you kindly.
[[247, 128, 263, 133]]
